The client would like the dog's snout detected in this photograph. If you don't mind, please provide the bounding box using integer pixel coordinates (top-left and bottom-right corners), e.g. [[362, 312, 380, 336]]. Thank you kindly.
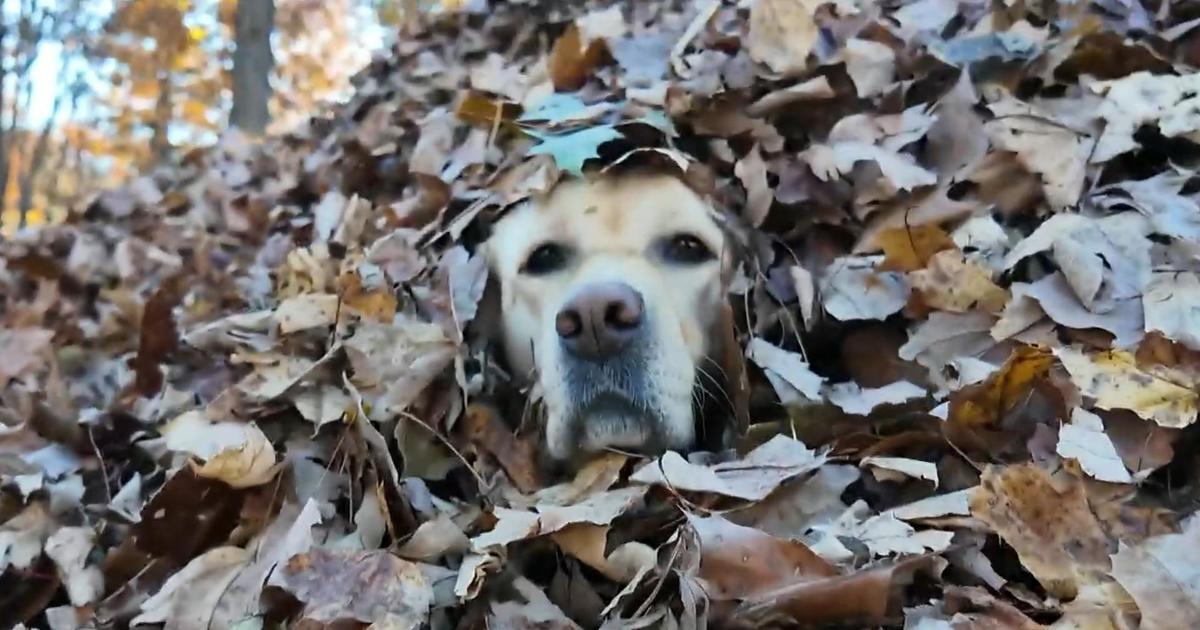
[[556, 282, 645, 360]]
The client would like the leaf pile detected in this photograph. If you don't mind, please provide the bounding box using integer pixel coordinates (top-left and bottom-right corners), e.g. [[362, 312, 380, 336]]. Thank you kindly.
[[5, 1, 1200, 628]]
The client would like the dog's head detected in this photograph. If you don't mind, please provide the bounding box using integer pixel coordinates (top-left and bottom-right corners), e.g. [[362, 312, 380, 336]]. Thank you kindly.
[[482, 171, 741, 461]]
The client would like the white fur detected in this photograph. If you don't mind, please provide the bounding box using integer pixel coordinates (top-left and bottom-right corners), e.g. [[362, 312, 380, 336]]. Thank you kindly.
[[484, 173, 727, 460]]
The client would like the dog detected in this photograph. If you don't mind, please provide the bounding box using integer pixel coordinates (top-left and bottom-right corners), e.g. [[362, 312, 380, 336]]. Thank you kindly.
[[481, 169, 748, 462]]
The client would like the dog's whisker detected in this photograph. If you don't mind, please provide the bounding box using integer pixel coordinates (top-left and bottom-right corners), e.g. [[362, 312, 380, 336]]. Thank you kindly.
[[696, 363, 735, 413], [701, 355, 730, 382]]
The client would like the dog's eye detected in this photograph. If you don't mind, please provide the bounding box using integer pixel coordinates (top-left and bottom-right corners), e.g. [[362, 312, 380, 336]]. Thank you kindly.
[[661, 233, 714, 264], [521, 242, 571, 275]]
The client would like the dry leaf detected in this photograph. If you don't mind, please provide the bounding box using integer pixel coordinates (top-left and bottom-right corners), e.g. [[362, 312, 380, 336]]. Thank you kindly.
[[1057, 408, 1133, 484], [44, 526, 104, 607], [630, 434, 825, 501], [1055, 346, 1198, 429], [269, 546, 433, 627], [860, 456, 939, 487], [747, 0, 821, 76], [133, 546, 252, 628], [1109, 513, 1200, 630], [820, 256, 910, 321], [949, 345, 1053, 428], [747, 337, 825, 403], [842, 38, 896, 98], [877, 224, 957, 273], [969, 464, 1112, 600], [910, 249, 1008, 314], [735, 144, 772, 227], [689, 512, 836, 601], [1143, 271, 1200, 351]]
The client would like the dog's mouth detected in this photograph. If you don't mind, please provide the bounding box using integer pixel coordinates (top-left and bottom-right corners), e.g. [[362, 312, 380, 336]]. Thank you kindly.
[[570, 391, 665, 455]]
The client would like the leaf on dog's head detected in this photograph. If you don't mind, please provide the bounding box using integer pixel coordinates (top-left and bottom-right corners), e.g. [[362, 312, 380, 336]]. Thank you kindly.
[[526, 126, 624, 175], [189, 425, 279, 489]]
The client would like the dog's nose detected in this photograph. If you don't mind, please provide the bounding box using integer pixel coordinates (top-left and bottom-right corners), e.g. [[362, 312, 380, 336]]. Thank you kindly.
[[555, 282, 645, 360]]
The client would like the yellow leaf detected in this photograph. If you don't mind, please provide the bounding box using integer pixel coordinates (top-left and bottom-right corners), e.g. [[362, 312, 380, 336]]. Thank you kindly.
[[131, 80, 159, 99], [1055, 346, 1198, 429], [455, 91, 520, 128], [182, 100, 210, 126], [949, 345, 1054, 428], [877, 224, 956, 272], [910, 249, 1008, 313]]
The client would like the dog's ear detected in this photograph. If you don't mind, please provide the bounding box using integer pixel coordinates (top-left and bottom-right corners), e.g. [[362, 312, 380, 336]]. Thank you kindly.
[[465, 242, 504, 350], [715, 299, 751, 443]]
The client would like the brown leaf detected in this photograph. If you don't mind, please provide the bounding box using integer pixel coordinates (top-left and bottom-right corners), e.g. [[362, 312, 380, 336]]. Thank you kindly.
[[968, 463, 1112, 600], [131, 273, 187, 396], [548, 23, 607, 91], [134, 468, 243, 565], [269, 546, 433, 627], [689, 512, 836, 601], [455, 90, 521, 127], [461, 402, 542, 493]]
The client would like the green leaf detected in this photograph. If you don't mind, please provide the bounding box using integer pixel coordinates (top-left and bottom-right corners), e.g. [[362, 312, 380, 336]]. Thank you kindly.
[[526, 126, 624, 175]]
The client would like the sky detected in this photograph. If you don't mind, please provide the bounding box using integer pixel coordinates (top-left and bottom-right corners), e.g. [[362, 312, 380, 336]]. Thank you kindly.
[[11, 0, 388, 139]]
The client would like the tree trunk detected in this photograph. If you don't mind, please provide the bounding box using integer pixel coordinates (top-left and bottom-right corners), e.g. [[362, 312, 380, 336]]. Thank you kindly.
[[230, 0, 275, 135], [17, 75, 71, 227], [150, 73, 173, 162]]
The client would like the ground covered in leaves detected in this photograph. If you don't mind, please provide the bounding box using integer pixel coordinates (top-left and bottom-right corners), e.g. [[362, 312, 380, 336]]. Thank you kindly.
[[5, 0, 1200, 628]]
